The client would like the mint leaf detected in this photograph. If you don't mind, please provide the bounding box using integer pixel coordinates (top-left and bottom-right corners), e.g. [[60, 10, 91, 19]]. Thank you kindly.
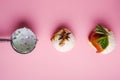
[[96, 36, 109, 49], [95, 25, 108, 35]]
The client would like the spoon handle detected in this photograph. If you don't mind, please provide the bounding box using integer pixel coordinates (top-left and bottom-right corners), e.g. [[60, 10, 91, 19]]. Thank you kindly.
[[0, 39, 11, 42]]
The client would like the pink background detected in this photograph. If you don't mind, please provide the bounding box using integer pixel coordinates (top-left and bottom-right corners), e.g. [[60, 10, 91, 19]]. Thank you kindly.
[[0, 0, 120, 80]]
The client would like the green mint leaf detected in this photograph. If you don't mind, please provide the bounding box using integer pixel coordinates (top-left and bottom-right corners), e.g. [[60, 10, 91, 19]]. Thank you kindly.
[[95, 25, 108, 35], [96, 36, 109, 49]]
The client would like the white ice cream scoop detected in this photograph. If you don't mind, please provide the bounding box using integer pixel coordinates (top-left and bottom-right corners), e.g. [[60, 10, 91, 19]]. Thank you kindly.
[[51, 28, 75, 52], [89, 25, 116, 54], [11, 27, 37, 54]]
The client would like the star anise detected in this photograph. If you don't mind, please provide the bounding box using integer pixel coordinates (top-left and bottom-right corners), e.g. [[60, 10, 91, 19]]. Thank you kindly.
[[58, 29, 71, 46]]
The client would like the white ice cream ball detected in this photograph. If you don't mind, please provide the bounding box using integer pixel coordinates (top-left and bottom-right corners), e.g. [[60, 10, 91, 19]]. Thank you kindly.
[[11, 27, 37, 54], [51, 28, 75, 52], [89, 27, 116, 54]]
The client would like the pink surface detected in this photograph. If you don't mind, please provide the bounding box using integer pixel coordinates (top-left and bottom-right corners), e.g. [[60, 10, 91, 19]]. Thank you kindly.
[[0, 0, 120, 80]]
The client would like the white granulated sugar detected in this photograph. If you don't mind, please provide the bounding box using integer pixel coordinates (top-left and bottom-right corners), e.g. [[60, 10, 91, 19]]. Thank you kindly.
[[11, 27, 37, 54]]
